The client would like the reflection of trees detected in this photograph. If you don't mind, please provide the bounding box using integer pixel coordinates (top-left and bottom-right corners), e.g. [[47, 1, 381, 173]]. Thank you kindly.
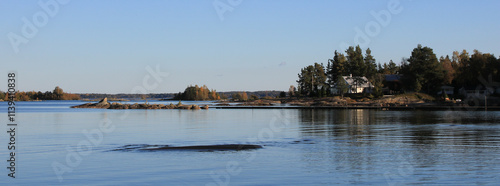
[[298, 109, 498, 147], [297, 109, 328, 136], [402, 111, 498, 147], [296, 109, 500, 179], [298, 109, 376, 141], [297, 109, 379, 182]]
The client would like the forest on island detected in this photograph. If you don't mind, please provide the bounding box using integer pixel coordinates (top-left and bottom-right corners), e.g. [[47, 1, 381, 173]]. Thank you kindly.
[[0, 86, 80, 101], [173, 85, 222, 100], [296, 44, 500, 98]]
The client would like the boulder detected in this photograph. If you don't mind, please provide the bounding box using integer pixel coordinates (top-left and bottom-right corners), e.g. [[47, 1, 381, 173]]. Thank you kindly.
[[138, 104, 148, 109], [129, 103, 139, 109], [179, 105, 192, 109], [165, 103, 176, 109], [95, 97, 110, 108], [99, 97, 108, 104]]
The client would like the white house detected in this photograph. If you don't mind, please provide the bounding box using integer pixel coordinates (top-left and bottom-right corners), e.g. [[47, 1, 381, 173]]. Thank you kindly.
[[331, 75, 374, 94]]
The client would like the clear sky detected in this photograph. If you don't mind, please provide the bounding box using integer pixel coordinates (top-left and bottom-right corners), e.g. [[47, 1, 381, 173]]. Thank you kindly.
[[1, 0, 499, 93]]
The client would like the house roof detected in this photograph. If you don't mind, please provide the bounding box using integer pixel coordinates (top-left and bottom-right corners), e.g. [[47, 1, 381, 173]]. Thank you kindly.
[[384, 74, 401, 82], [341, 76, 373, 88]]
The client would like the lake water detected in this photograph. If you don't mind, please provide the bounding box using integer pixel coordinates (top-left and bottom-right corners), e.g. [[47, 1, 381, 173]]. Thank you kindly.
[[2, 101, 500, 185]]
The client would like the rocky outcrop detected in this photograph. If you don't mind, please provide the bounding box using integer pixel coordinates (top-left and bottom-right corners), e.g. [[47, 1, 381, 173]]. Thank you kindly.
[[71, 97, 110, 109], [374, 96, 425, 106], [178, 105, 192, 109], [71, 98, 208, 110], [237, 100, 282, 106]]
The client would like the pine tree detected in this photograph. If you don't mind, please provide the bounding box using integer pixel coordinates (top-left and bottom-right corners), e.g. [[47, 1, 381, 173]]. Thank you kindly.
[[297, 63, 327, 97], [364, 48, 377, 80], [346, 45, 366, 77], [326, 50, 347, 86], [403, 44, 444, 93], [336, 75, 348, 99]]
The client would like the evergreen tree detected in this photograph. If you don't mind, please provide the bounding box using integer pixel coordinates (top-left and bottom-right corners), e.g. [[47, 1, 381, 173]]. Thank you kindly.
[[455, 50, 499, 87], [387, 60, 399, 74], [297, 63, 327, 97], [402, 44, 444, 93], [346, 45, 366, 77], [336, 75, 349, 99], [364, 48, 377, 80], [326, 50, 348, 86]]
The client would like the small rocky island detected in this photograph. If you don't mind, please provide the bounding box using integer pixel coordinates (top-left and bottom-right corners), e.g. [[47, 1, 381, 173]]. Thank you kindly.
[[71, 98, 209, 110]]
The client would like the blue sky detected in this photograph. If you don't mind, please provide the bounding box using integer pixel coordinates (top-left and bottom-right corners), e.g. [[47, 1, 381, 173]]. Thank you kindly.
[[1, 0, 499, 93]]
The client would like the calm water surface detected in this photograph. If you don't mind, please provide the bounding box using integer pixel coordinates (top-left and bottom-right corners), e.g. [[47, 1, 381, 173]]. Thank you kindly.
[[1, 101, 500, 185]]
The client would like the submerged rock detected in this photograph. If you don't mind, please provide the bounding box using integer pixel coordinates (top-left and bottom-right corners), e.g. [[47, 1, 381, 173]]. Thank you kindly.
[[146, 144, 263, 151], [113, 144, 263, 151]]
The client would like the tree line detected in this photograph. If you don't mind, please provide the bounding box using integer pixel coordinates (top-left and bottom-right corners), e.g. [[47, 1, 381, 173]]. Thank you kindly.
[[297, 44, 500, 98], [297, 45, 379, 97], [0, 86, 80, 101], [173, 85, 222, 100], [400, 45, 500, 94]]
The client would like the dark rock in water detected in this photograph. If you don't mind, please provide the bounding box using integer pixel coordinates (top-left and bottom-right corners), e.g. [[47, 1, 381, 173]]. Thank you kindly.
[[113, 144, 263, 151], [290, 139, 315, 144]]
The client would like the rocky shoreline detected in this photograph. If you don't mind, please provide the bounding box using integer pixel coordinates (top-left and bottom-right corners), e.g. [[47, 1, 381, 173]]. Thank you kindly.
[[212, 96, 500, 110], [71, 96, 499, 111], [71, 98, 209, 110]]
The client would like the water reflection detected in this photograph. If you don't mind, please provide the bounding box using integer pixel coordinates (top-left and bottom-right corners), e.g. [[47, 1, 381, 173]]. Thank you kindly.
[[296, 109, 500, 183], [7, 101, 500, 185], [299, 109, 376, 142], [298, 109, 500, 146]]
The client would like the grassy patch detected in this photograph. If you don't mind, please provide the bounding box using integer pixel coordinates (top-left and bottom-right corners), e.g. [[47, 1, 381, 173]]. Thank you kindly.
[[394, 93, 435, 101]]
